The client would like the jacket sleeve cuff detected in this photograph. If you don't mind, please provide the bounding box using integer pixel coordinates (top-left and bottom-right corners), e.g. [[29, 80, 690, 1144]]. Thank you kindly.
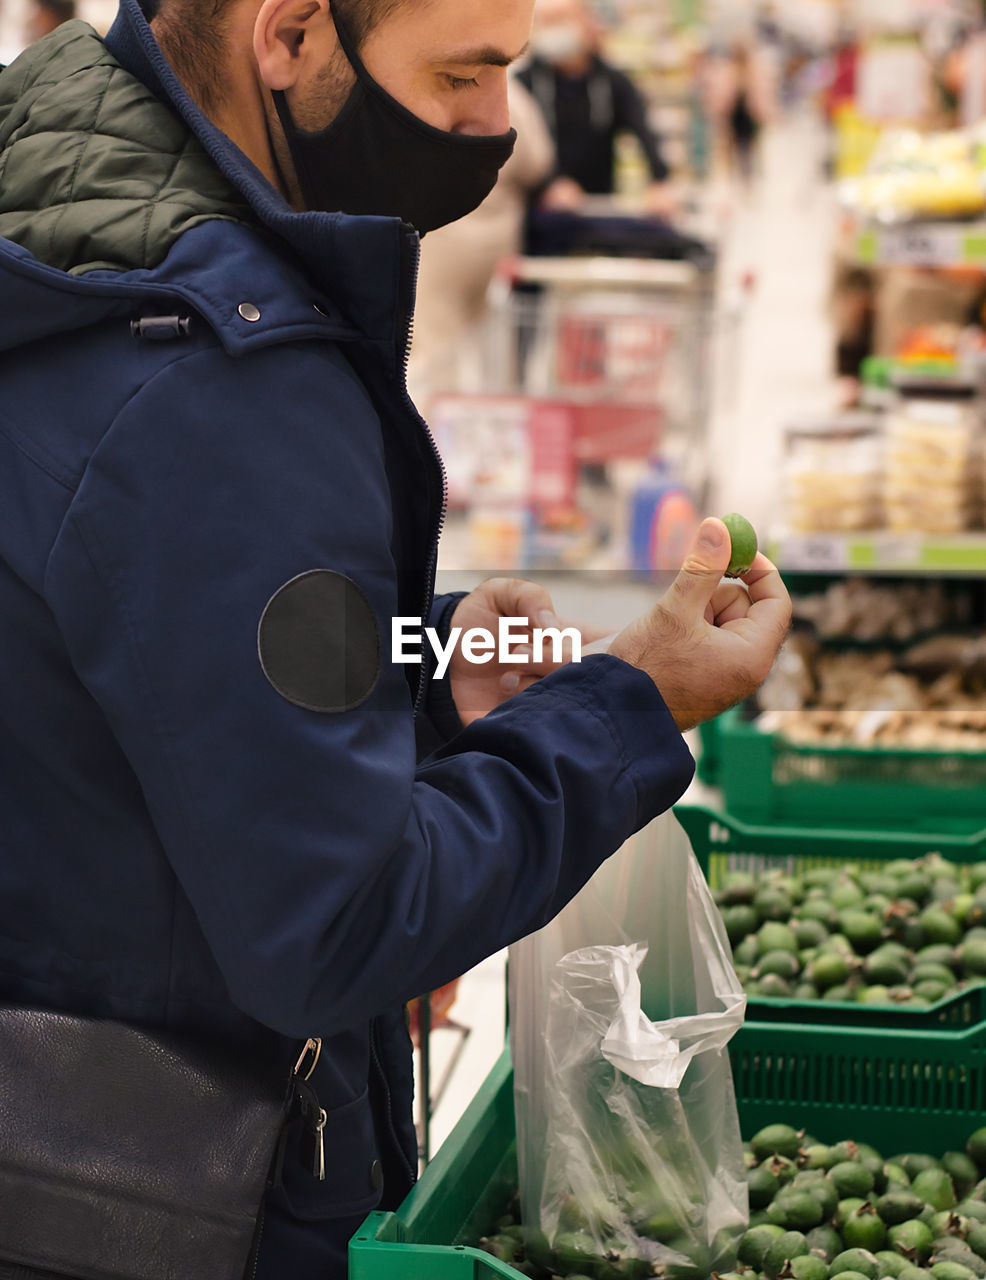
[[520, 653, 695, 830], [421, 591, 468, 745]]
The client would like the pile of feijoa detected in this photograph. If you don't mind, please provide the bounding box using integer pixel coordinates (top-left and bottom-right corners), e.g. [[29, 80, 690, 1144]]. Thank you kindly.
[[715, 855, 986, 1005], [726, 1124, 986, 1280]]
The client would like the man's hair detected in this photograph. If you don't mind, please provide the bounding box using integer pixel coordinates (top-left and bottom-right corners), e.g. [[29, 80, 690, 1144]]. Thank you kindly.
[[153, 0, 409, 116], [36, 0, 75, 19]]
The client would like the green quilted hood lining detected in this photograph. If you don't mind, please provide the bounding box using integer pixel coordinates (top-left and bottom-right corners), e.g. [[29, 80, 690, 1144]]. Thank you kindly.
[[0, 20, 256, 275]]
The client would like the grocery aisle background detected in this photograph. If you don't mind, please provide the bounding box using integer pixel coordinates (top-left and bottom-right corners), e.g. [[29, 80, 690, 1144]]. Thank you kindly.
[[421, 104, 839, 1158]]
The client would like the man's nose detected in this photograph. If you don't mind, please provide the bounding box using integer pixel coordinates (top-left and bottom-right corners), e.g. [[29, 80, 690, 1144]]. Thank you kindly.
[[457, 70, 511, 137]]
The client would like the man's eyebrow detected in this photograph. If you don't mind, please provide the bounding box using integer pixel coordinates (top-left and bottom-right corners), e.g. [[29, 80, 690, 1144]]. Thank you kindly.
[[439, 41, 530, 67]]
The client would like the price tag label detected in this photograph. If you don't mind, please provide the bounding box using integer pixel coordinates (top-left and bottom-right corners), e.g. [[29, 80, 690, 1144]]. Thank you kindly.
[[778, 535, 850, 572], [878, 223, 962, 267], [873, 534, 922, 568]]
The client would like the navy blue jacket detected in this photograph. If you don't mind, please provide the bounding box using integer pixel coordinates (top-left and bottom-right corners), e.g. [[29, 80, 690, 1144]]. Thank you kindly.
[[0, 3, 694, 1274]]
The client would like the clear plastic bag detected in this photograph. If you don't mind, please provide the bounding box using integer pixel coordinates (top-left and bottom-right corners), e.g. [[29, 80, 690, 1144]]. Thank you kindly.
[[509, 812, 748, 1278]]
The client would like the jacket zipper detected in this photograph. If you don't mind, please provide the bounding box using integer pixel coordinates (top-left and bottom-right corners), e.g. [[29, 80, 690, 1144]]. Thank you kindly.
[[397, 228, 448, 714], [246, 1205, 264, 1280], [370, 1018, 416, 1184]]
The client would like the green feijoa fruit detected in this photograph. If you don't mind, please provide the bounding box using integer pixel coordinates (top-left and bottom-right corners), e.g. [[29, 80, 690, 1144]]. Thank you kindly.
[[878, 1191, 925, 1225], [967, 1224, 986, 1260], [802, 1145, 833, 1170], [838, 1199, 872, 1229], [864, 895, 893, 916], [959, 940, 986, 978], [722, 512, 759, 578], [756, 887, 795, 924], [807, 1224, 843, 1261], [746, 980, 765, 996], [480, 1234, 522, 1262], [917, 945, 961, 972], [734, 964, 753, 984], [824, 983, 857, 1002], [551, 1230, 598, 1270], [864, 952, 911, 987], [895, 1153, 941, 1181], [896, 875, 932, 906], [885, 1164, 911, 1189], [831, 1249, 881, 1280], [911, 962, 959, 988], [931, 1262, 978, 1280], [831, 881, 866, 911], [759, 973, 794, 998], [738, 1224, 786, 1269], [724, 905, 759, 946], [805, 1176, 839, 1220], [919, 909, 962, 948], [753, 1124, 804, 1162], [791, 1255, 829, 1280], [831, 1162, 877, 1199], [758, 922, 800, 957], [801, 900, 840, 928], [794, 919, 830, 950], [953, 895, 975, 927], [735, 935, 761, 968], [828, 1141, 862, 1166], [839, 910, 885, 955], [823, 935, 856, 956], [795, 981, 820, 1000], [960, 1202, 986, 1226], [931, 880, 964, 904], [843, 1206, 888, 1252], [723, 872, 757, 903], [875, 1251, 909, 1276], [968, 1130, 986, 1172], [764, 1231, 810, 1280], [805, 868, 839, 890], [889, 1218, 934, 1261], [912, 1167, 957, 1212], [934, 1244, 986, 1279], [969, 866, 986, 893], [913, 979, 951, 1004], [929, 1209, 968, 1237], [759, 950, 802, 980], [942, 1153, 981, 1199], [811, 954, 852, 991], [831, 1271, 870, 1280], [858, 985, 891, 1005], [772, 1192, 825, 1231], [898, 1268, 928, 1280]]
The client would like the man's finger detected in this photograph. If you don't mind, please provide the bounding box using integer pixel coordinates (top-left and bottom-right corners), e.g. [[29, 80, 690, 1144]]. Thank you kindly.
[[661, 517, 732, 619], [709, 581, 751, 627], [485, 577, 561, 631]]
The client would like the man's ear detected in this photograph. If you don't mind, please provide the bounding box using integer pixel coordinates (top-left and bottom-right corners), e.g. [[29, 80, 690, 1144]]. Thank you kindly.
[[254, 0, 331, 90]]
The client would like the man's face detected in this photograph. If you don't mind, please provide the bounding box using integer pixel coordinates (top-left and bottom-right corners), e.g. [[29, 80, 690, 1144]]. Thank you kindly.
[[530, 0, 592, 65], [357, 0, 534, 136]]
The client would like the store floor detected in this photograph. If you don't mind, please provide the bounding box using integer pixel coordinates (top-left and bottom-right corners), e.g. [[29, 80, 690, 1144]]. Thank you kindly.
[[417, 105, 839, 1166]]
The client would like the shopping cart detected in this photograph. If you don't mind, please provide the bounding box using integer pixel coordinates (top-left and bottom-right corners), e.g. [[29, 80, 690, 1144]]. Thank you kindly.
[[413, 253, 731, 572]]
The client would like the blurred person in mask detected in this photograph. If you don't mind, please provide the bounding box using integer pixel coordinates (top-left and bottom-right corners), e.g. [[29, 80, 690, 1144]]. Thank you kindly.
[[410, 76, 555, 395], [0, 0, 791, 1274], [518, 0, 677, 218]]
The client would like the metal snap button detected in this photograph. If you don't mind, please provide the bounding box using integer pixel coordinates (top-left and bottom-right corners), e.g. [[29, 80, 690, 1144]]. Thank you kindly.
[[238, 302, 261, 322], [313, 303, 330, 318]]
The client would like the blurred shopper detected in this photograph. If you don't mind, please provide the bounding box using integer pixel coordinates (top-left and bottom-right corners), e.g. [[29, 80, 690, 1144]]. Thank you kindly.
[[410, 77, 554, 389], [518, 0, 676, 218], [26, 0, 75, 42]]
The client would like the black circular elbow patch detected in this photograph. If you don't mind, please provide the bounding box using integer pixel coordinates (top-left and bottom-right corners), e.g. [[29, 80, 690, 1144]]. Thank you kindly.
[[258, 570, 381, 713]]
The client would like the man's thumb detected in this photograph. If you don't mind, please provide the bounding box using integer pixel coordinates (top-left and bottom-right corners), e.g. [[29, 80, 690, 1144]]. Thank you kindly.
[[665, 517, 732, 615]]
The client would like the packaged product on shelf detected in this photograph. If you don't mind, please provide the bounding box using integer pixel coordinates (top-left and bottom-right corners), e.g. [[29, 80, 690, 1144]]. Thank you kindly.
[[784, 417, 883, 533], [840, 128, 986, 222], [884, 384, 985, 533]]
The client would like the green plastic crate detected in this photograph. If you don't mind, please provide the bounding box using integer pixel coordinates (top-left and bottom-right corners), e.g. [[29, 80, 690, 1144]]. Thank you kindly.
[[716, 706, 986, 833], [675, 802, 986, 1028], [351, 1029, 986, 1279]]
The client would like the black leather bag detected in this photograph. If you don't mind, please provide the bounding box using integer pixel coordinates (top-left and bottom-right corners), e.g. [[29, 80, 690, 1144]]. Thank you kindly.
[[0, 1004, 306, 1280]]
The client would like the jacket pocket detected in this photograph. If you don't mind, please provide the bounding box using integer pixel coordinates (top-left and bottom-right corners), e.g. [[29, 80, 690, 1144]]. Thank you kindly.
[[266, 1086, 384, 1222]]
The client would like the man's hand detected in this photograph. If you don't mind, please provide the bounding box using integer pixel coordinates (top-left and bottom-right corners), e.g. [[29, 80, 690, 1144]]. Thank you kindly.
[[608, 518, 791, 731], [447, 578, 603, 726]]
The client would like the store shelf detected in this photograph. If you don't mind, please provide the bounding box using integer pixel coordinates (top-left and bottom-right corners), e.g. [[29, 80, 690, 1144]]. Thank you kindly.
[[767, 529, 986, 575], [844, 214, 986, 269]]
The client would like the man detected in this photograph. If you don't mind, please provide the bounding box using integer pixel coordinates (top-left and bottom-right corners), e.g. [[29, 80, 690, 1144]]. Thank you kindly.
[[25, 0, 76, 42], [519, 0, 677, 218], [0, 0, 790, 1274]]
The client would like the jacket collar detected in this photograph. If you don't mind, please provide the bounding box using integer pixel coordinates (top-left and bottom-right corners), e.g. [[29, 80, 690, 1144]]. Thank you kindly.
[[98, 0, 414, 362]]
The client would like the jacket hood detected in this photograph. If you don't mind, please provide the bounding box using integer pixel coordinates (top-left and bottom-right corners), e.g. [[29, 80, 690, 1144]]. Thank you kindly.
[[0, 1, 415, 361]]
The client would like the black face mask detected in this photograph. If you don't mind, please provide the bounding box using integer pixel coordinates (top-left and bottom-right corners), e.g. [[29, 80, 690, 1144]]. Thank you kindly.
[[272, 15, 517, 233]]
